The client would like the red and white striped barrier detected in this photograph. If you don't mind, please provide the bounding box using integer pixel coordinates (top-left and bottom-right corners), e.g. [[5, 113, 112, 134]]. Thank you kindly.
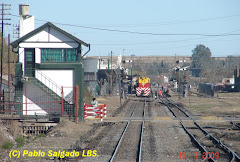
[[136, 87, 151, 96], [101, 104, 107, 117], [84, 103, 107, 121]]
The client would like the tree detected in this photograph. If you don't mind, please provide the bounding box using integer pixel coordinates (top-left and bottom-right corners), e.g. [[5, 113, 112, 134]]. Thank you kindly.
[[191, 44, 212, 77], [191, 45, 240, 83], [0, 35, 17, 76]]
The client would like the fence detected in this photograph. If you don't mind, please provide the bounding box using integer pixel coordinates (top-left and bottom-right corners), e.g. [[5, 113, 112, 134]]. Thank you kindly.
[[0, 85, 78, 123], [0, 84, 15, 114]]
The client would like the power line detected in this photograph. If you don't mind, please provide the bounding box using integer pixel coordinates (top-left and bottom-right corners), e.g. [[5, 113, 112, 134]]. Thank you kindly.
[[11, 14, 240, 37], [79, 27, 240, 45], [92, 37, 204, 45], [86, 14, 240, 28], [83, 27, 240, 46], [27, 14, 240, 28]]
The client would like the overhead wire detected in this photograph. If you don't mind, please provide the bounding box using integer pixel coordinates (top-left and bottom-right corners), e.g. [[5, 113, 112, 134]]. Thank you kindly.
[[10, 14, 240, 37], [10, 13, 240, 56], [80, 14, 240, 28]]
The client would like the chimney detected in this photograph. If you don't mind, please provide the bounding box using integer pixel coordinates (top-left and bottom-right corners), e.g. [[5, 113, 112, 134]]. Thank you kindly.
[[19, 4, 34, 37]]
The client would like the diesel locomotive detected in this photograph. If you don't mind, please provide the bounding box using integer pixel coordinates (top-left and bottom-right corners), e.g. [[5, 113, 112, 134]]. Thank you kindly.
[[136, 77, 151, 97]]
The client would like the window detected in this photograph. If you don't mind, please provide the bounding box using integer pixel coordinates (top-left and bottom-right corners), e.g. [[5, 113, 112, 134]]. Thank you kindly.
[[41, 49, 78, 62]]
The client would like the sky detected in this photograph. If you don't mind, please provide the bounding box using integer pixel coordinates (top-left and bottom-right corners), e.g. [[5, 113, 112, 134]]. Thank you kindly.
[[3, 0, 240, 57]]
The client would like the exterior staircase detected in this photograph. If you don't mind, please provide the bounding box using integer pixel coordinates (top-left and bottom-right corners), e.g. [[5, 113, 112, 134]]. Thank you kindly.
[[23, 68, 75, 116], [30, 77, 74, 115]]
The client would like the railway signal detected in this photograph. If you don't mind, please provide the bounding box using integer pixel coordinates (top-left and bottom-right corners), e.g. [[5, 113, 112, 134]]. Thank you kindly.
[[175, 60, 188, 99]]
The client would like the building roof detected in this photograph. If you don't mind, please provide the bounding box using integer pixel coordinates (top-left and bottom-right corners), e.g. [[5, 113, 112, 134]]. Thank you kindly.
[[11, 22, 89, 48]]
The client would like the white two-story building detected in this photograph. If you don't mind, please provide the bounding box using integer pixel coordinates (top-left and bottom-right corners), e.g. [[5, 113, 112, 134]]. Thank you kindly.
[[11, 5, 89, 120]]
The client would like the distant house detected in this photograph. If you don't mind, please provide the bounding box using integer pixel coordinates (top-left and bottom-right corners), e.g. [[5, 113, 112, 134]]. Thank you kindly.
[[82, 58, 98, 82], [222, 77, 234, 85], [11, 20, 89, 119]]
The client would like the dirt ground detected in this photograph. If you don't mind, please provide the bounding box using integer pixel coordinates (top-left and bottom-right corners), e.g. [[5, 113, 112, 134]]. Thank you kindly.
[[95, 95, 124, 117], [0, 96, 125, 161], [1, 92, 239, 161]]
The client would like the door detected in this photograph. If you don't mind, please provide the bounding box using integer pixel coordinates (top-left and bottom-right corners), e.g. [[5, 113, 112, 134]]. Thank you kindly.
[[24, 48, 35, 77]]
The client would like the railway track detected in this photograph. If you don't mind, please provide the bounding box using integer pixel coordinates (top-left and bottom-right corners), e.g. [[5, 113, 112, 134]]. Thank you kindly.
[[162, 97, 240, 162], [231, 121, 240, 130], [109, 99, 146, 162]]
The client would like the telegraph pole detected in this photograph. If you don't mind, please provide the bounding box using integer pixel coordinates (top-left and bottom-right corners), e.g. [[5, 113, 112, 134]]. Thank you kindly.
[[178, 68, 181, 97], [111, 51, 113, 70], [110, 51, 113, 96], [7, 34, 10, 112], [0, 3, 11, 107]]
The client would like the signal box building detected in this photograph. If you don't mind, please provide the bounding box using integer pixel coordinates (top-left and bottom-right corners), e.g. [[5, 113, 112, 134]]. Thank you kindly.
[[11, 21, 89, 119]]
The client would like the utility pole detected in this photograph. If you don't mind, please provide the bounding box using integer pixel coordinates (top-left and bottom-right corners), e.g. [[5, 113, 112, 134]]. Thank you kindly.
[[98, 57, 101, 70], [175, 60, 180, 98], [176, 59, 187, 99], [111, 51, 112, 70], [7, 34, 10, 113], [119, 72, 122, 106], [178, 68, 181, 97], [0, 3, 11, 109], [131, 55, 133, 95], [110, 51, 113, 96]]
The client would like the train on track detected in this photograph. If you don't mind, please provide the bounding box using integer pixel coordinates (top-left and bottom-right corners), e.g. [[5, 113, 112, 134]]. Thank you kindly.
[[135, 77, 151, 97]]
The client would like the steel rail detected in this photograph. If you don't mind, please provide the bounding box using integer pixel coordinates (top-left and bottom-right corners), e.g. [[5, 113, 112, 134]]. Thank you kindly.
[[194, 121, 240, 161], [165, 97, 191, 118], [180, 121, 215, 162], [170, 98, 240, 161], [138, 98, 146, 162], [163, 98, 215, 161], [230, 121, 240, 130], [163, 96, 240, 161], [109, 100, 140, 162], [161, 98, 177, 118]]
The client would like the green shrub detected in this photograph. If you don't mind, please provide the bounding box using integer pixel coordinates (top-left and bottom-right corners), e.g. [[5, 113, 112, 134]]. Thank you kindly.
[[37, 134, 46, 138], [2, 142, 13, 149], [15, 137, 24, 148]]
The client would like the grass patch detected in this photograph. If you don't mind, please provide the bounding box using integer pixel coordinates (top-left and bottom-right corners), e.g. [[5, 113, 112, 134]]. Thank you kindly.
[[189, 103, 214, 112], [15, 137, 24, 148], [37, 134, 46, 138], [2, 142, 13, 149]]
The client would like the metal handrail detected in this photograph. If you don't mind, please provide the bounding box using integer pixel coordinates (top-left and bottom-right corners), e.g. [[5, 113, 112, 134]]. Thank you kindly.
[[24, 68, 62, 96]]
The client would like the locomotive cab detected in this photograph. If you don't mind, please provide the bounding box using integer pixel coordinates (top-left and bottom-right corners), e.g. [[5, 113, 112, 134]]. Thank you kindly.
[[136, 77, 151, 97]]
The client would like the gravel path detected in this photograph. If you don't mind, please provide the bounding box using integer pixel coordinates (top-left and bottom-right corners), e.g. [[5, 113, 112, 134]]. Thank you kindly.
[[114, 121, 142, 162], [142, 121, 200, 162], [79, 122, 126, 162]]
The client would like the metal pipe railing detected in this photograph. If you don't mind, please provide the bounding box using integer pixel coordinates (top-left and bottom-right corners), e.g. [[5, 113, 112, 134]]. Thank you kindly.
[[24, 68, 62, 97]]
